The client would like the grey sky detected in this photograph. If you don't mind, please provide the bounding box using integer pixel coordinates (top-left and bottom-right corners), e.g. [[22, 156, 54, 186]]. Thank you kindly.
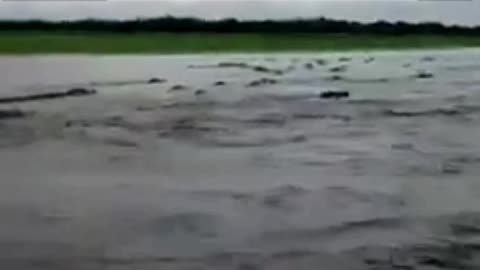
[[0, 0, 479, 26]]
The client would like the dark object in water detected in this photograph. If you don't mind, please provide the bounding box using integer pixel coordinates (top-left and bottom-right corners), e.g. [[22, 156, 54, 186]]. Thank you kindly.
[[320, 91, 350, 99], [383, 108, 460, 117], [403, 63, 412, 68], [346, 77, 390, 83], [391, 143, 415, 151], [304, 63, 315, 70], [327, 75, 344, 81], [65, 119, 90, 128], [148, 77, 166, 84], [217, 62, 249, 68], [329, 65, 348, 73], [66, 88, 96, 96], [64, 120, 73, 128], [421, 56, 436, 62], [338, 57, 352, 62], [273, 70, 284, 75], [247, 78, 278, 87], [0, 88, 97, 104], [441, 162, 462, 175], [195, 89, 207, 96], [252, 66, 270, 73], [0, 109, 29, 119], [251, 65, 284, 75], [364, 57, 375, 63], [315, 59, 327, 65], [217, 62, 282, 75], [169, 84, 188, 91], [289, 134, 308, 143], [213, 81, 226, 86], [415, 71, 434, 79]]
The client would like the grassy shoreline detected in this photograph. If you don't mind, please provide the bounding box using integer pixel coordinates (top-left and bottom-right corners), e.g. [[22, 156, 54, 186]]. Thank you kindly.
[[1, 32, 480, 54]]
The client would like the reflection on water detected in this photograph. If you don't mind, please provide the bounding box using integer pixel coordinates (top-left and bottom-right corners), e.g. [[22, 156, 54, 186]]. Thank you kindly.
[[1, 49, 480, 269]]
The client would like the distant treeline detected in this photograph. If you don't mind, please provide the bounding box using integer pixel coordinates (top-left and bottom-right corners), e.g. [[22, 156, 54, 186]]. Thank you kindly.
[[0, 17, 479, 35]]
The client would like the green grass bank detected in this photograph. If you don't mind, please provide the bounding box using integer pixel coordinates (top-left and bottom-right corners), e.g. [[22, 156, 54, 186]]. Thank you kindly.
[[1, 32, 480, 54]]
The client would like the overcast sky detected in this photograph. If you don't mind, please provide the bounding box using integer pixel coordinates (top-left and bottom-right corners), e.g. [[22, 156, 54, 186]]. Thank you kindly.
[[0, 0, 479, 26]]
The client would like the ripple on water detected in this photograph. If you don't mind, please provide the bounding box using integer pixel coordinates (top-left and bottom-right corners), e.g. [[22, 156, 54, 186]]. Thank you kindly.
[[2, 51, 480, 269]]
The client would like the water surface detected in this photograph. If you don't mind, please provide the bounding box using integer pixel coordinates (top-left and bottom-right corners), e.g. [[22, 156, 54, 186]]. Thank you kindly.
[[1, 49, 480, 269]]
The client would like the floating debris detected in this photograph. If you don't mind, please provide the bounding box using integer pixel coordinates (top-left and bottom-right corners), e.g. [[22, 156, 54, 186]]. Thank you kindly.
[[329, 65, 348, 73], [338, 57, 352, 62], [213, 81, 226, 86], [383, 108, 461, 117], [66, 88, 95, 96], [252, 65, 284, 75], [314, 59, 327, 65], [273, 70, 285, 75], [194, 89, 207, 96], [441, 162, 462, 175], [148, 77, 167, 84], [320, 91, 350, 99], [246, 78, 278, 87], [415, 71, 434, 79], [65, 119, 91, 128], [158, 118, 228, 138], [350, 78, 390, 83], [217, 62, 249, 68], [0, 88, 97, 104], [169, 84, 188, 92], [0, 109, 30, 119], [103, 138, 139, 148], [252, 66, 270, 73], [217, 62, 283, 75], [289, 134, 308, 143], [304, 63, 315, 70], [326, 75, 344, 81], [421, 56, 436, 62]]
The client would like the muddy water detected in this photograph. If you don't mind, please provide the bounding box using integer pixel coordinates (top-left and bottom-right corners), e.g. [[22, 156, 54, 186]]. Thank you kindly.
[[1, 49, 480, 269]]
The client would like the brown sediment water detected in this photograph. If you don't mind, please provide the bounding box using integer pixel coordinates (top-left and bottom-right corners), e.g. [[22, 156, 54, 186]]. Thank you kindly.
[[0, 49, 480, 269]]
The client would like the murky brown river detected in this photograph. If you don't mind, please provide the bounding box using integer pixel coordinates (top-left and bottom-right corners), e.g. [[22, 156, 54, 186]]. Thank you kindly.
[[1, 49, 480, 269]]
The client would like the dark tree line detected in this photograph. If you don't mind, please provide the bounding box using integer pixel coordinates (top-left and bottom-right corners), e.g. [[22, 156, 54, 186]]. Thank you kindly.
[[0, 17, 479, 35]]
